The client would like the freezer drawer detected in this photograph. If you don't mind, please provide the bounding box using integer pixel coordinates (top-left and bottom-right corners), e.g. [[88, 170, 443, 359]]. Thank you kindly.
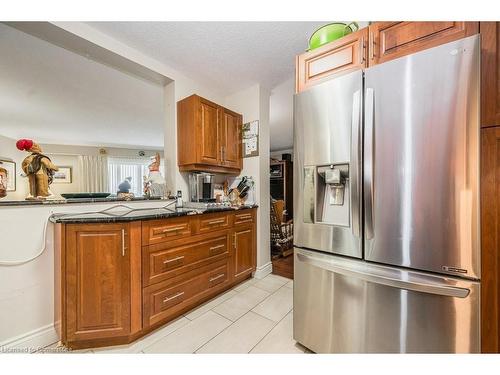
[[293, 248, 480, 353]]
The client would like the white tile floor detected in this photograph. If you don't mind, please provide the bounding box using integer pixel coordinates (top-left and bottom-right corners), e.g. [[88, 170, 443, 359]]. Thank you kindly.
[[37, 274, 308, 354]]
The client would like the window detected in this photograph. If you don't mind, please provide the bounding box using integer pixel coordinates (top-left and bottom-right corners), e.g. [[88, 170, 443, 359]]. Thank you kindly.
[[107, 157, 150, 197]]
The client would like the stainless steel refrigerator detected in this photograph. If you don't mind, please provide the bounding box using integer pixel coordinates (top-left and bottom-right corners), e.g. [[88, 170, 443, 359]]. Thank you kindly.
[[293, 35, 480, 353]]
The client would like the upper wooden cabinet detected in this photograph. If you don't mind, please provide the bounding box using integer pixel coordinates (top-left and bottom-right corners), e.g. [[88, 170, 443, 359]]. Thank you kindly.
[[481, 22, 500, 127], [221, 108, 243, 170], [177, 95, 243, 174], [367, 22, 479, 66], [296, 27, 368, 93], [296, 22, 479, 93], [199, 97, 221, 166]]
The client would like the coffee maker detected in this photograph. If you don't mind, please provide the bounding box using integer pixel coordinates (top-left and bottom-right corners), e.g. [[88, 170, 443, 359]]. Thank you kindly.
[[188, 173, 215, 202]]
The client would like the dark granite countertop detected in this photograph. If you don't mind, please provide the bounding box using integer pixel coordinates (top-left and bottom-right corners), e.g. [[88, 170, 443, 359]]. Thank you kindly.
[[49, 204, 258, 224], [0, 196, 166, 207]]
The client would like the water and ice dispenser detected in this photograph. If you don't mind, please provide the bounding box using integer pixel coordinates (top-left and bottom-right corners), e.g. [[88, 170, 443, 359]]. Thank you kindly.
[[303, 164, 350, 227]]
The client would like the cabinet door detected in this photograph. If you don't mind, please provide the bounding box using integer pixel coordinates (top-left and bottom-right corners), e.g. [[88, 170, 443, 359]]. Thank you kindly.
[[232, 224, 256, 279], [220, 108, 242, 169], [481, 22, 500, 127], [296, 27, 368, 93], [368, 21, 479, 66], [199, 98, 221, 165], [481, 127, 500, 352], [66, 223, 131, 342]]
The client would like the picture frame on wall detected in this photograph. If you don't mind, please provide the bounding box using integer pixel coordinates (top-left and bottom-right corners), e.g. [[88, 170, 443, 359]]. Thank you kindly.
[[53, 166, 72, 184], [242, 120, 259, 158], [0, 159, 16, 191]]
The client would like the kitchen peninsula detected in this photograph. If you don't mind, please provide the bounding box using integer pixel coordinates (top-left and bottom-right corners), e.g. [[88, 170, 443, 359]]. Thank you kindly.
[[51, 204, 257, 349]]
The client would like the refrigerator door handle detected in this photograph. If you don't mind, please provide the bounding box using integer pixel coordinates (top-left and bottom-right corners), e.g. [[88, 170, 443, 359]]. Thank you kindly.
[[296, 252, 470, 298], [350, 89, 362, 237], [364, 88, 375, 239]]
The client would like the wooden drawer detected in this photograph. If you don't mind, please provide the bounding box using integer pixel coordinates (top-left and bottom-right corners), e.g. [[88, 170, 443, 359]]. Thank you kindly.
[[143, 262, 229, 327], [197, 212, 231, 233], [233, 209, 255, 226], [143, 233, 230, 286], [368, 21, 479, 66], [142, 216, 193, 245], [296, 28, 367, 93]]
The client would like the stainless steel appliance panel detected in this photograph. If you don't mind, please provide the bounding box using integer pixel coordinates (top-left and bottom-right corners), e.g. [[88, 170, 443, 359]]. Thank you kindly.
[[294, 70, 363, 257], [293, 248, 480, 353], [363, 36, 480, 279]]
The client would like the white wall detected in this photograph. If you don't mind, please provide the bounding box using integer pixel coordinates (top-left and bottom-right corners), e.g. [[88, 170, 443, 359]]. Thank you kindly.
[[224, 84, 271, 274], [269, 77, 295, 152]]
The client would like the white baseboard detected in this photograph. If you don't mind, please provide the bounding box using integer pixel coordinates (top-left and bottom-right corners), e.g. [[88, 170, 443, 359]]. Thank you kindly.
[[0, 323, 58, 353], [253, 261, 273, 279]]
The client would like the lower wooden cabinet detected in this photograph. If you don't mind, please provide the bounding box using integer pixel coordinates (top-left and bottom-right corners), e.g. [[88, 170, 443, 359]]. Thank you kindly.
[[55, 208, 257, 349], [55, 222, 142, 347], [233, 224, 256, 282]]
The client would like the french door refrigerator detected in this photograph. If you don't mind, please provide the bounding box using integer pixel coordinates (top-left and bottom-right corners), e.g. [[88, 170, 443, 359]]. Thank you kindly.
[[293, 35, 480, 353]]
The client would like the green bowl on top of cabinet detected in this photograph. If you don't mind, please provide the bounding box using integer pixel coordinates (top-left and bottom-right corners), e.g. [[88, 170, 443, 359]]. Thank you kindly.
[[308, 22, 359, 50]]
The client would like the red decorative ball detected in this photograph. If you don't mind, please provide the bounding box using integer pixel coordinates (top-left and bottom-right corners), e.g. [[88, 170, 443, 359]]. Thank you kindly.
[[16, 139, 34, 151]]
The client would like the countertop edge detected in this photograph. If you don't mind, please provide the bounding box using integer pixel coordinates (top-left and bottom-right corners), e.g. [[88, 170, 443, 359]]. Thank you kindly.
[[49, 205, 258, 224]]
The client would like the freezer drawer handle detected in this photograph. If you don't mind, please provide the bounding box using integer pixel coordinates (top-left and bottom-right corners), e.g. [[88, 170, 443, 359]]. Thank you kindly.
[[296, 252, 470, 298]]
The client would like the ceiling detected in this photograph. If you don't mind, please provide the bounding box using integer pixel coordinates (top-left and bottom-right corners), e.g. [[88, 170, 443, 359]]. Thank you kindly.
[[86, 22, 327, 95], [0, 23, 164, 149]]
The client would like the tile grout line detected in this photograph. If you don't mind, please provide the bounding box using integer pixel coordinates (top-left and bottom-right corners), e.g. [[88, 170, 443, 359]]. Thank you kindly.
[[139, 317, 192, 353], [192, 310, 236, 353], [247, 282, 295, 353], [195, 283, 287, 354], [195, 309, 276, 354], [247, 306, 294, 353]]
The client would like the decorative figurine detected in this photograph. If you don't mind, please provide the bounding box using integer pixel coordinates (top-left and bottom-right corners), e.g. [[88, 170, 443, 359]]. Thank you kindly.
[[16, 139, 59, 200], [144, 152, 166, 198], [118, 176, 132, 194], [117, 176, 135, 200]]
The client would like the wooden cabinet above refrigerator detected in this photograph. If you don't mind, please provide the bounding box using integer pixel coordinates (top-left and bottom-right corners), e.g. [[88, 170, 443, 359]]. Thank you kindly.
[[296, 21, 479, 93], [177, 94, 243, 174]]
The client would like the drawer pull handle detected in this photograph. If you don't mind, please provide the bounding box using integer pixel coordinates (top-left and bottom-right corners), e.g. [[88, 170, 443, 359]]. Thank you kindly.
[[163, 291, 185, 303], [162, 226, 185, 233], [163, 256, 185, 265], [209, 274, 226, 283], [121, 229, 125, 257], [208, 219, 225, 225], [237, 215, 252, 220], [209, 244, 225, 252]]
